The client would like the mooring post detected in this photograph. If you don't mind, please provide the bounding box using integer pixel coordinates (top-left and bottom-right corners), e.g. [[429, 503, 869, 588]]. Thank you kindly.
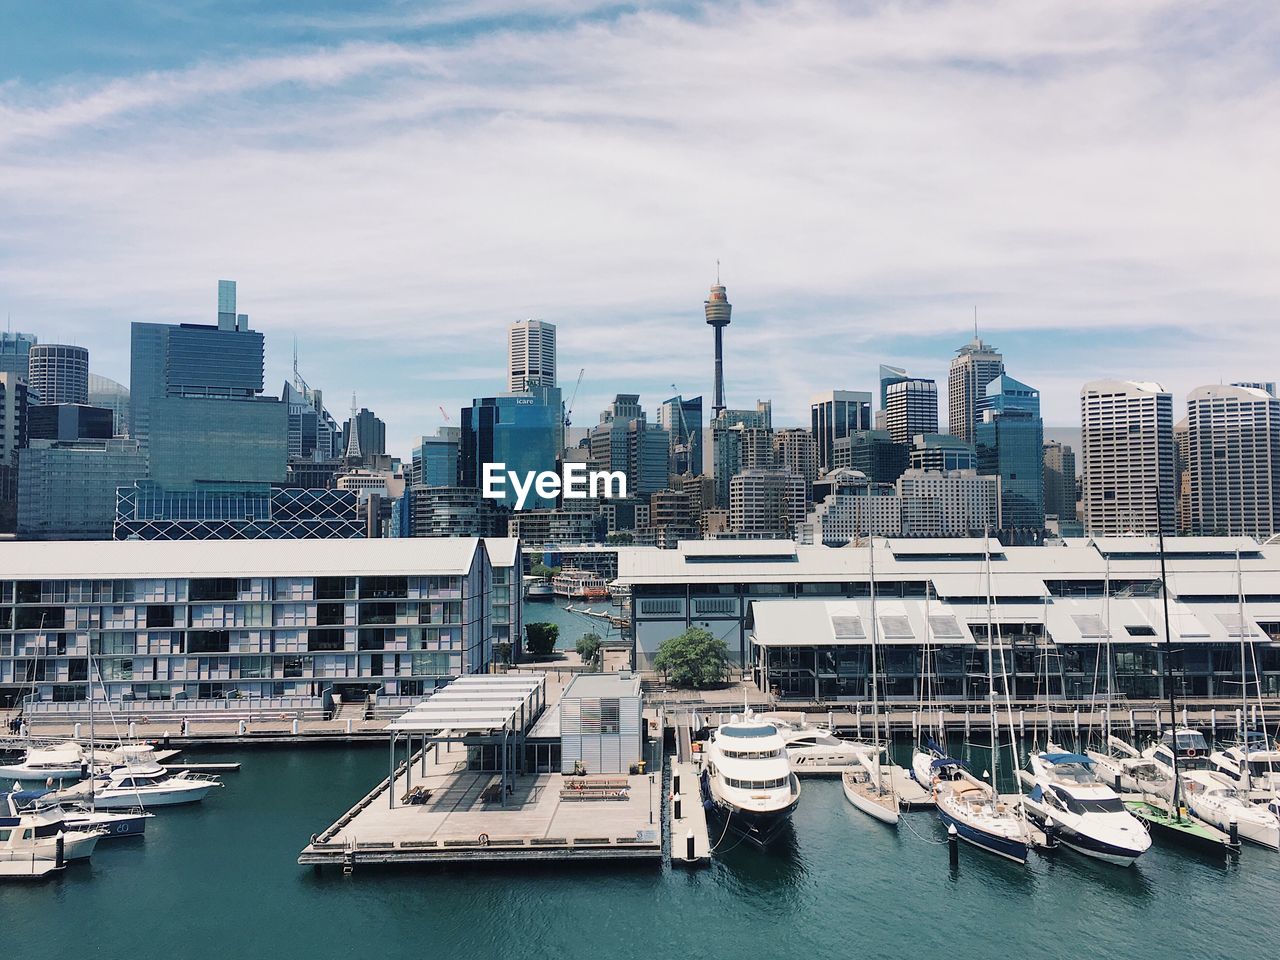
[[948, 824, 958, 867]]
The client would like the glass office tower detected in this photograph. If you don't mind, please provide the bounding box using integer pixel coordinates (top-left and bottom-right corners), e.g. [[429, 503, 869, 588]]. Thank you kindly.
[[460, 385, 563, 509], [976, 374, 1045, 534]]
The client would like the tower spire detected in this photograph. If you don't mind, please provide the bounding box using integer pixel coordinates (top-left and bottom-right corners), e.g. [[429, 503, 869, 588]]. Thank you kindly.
[[344, 392, 362, 461]]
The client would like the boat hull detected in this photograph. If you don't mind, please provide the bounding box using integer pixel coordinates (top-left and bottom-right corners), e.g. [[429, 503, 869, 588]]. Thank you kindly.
[[91, 782, 218, 809], [0, 765, 84, 782], [1021, 803, 1145, 866], [841, 773, 899, 825], [700, 771, 798, 846], [65, 809, 152, 838], [935, 802, 1028, 863]]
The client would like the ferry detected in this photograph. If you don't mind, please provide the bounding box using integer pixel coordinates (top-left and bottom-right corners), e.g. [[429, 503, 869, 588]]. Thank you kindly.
[[523, 575, 554, 601], [552, 569, 610, 600]]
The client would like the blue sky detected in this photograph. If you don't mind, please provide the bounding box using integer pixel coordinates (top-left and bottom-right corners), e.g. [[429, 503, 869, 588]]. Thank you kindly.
[[2, 0, 1277, 455]]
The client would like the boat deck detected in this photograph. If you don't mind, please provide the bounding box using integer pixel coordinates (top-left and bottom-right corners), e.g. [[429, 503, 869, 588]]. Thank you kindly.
[[298, 740, 662, 868]]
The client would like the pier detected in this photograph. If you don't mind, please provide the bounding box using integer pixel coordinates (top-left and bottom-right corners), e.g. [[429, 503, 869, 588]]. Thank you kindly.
[[668, 710, 711, 866]]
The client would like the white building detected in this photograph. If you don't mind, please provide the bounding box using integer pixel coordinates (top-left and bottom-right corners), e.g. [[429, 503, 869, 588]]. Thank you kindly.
[[507, 319, 557, 392], [947, 336, 1004, 444], [797, 488, 902, 545], [896, 469, 1000, 537], [1187, 384, 1280, 539], [1080, 380, 1175, 536], [558, 672, 643, 775], [729, 469, 806, 538]]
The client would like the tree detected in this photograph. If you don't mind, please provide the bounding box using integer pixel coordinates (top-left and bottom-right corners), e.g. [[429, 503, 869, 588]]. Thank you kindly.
[[605, 532, 634, 545], [525, 622, 559, 658], [495, 641, 512, 665], [530, 562, 561, 579], [654, 627, 731, 689], [576, 631, 602, 667]]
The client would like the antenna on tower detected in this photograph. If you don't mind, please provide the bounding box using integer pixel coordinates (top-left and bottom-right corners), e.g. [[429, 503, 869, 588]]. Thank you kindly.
[[973, 305, 978, 339], [716, 259, 721, 285]]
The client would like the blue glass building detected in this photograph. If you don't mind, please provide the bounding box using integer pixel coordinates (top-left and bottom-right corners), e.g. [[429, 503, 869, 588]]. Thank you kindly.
[[459, 385, 562, 509], [413, 431, 459, 487], [976, 374, 1045, 534]]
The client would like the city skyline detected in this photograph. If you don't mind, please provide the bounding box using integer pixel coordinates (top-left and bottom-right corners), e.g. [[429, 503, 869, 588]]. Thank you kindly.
[[3, 1, 1278, 456]]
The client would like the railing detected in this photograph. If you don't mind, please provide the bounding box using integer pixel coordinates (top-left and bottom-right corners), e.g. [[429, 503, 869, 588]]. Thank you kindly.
[[24, 696, 327, 721]]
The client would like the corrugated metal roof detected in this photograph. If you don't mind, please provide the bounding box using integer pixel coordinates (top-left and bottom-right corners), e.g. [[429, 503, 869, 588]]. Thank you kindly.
[[0, 537, 482, 580], [562, 672, 642, 699], [751, 599, 976, 647]]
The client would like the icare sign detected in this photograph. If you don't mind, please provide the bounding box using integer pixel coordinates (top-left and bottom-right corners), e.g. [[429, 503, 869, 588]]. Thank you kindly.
[[482, 463, 627, 510]]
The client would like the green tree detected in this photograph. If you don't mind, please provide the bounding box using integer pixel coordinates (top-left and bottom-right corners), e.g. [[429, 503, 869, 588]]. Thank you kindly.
[[495, 641, 512, 665], [576, 631, 602, 667], [605, 532, 634, 545], [525, 622, 559, 658], [653, 627, 731, 689], [530, 562, 561, 579]]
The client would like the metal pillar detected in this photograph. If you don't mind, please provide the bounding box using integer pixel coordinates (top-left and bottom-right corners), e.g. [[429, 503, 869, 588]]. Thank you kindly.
[[388, 732, 396, 809]]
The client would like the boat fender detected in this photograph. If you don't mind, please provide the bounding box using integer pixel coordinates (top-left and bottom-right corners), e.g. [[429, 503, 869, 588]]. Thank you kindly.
[[478, 833, 490, 846]]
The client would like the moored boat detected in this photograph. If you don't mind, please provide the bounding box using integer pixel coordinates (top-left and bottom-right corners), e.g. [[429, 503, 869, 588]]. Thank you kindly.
[[701, 712, 801, 845]]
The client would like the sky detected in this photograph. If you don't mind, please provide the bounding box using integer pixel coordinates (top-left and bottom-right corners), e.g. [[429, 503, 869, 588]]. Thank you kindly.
[[2, 0, 1278, 457]]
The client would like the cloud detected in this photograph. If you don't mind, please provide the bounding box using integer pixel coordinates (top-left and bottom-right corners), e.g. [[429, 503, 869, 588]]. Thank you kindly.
[[1, 0, 1278, 454]]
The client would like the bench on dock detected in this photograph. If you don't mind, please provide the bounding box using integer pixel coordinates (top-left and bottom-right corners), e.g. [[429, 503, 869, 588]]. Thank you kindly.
[[401, 786, 433, 805], [562, 776, 630, 791], [559, 787, 630, 801]]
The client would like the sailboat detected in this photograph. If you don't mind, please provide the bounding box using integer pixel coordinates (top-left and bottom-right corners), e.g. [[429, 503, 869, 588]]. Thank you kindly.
[[1121, 496, 1240, 853], [840, 521, 899, 825], [929, 535, 1031, 863]]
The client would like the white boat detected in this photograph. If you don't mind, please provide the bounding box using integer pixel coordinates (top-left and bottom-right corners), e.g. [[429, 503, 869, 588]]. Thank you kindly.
[[1141, 728, 1214, 782], [90, 755, 221, 809], [0, 800, 105, 867], [12, 782, 154, 838], [915, 744, 1030, 862], [1210, 733, 1280, 792], [0, 741, 87, 782], [700, 712, 801, 845], [841, 752, 899, 825], [764, 715, 874, 774], [1021, 749, 1151, 866], [522, 576, 554, 601], [1181, 769, 1280, 851], [1086, 738, 1173, 798]]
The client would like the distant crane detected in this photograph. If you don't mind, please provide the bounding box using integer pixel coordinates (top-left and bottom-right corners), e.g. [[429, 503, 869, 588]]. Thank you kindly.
[[438, 405, 451, 423], [564, 367, 585, 428]]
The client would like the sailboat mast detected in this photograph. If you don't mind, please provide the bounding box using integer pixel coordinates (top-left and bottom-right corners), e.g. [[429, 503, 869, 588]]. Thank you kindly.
[[866, 480, 882, 794], [985, 534, 998, 789], [1155, 489, 1181, 815], [1103, 559, 1113, 749], [1236, 547, 1250, 792]]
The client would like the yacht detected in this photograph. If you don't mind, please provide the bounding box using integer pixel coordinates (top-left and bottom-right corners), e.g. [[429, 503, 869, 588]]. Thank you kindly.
[[1142, 728, 1214, 781], [1021, 750, 1151, 866], [1210, 732, 1280, 792], [842, 752, 899, 825], [916, 743, 1028, 862], [90, 754, 221, 809], [13, 782, 154, 838], [1087, 735, 1174, 797], [0, 797, 106, 863], [701, 713, 801, 844], [765, 715, 874, 774], [0, 741, 87, 782], [1180, 770, 1280, 851]]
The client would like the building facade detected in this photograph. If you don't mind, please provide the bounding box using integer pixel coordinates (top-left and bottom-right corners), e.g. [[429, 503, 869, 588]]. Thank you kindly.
[[507, 319, 557, 392], [832, 429, 908, 485], [810, 390, 872, 473], [947, 335, 1004, 444], [884, 378, 939, 445], [114, 482, 365, 540], [17, 439, 148, 540], [728, 469, 806, 538], [0, 538, 520, 710], [1186, 384, 1280, 539], [1080, 380, 1175, 536], [460, 386, 563, 510], [975, 374, 1045, 535], [657, 394, 703, 477], [87, 374, 130, 437], [27, 343, 89, 406], [1043, 440, 1077, 523], [896, 469, 1000, 537], [0, 332, 37, 382], [908, 433, 976, 473]]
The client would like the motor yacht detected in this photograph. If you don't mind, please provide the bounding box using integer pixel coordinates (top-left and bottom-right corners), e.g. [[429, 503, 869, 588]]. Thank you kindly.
[[1142, 728, 1214, 781], [90, 754, 221, 809], [0, 741, 87, 782], [1180, 769, 1280, 851], [12, 782, 154, 838], [764, 715, 874, 775], [1021, 750, 1151, 866], [1210, 732, 1280, 792], [0, 796, 106, 863], [701, 712, 800, 845]]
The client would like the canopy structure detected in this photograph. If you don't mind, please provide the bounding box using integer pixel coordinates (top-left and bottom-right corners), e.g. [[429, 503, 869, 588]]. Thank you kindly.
[[385, 674, 546, 810]]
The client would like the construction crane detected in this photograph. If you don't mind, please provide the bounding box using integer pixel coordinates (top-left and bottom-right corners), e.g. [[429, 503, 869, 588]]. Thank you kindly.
[[563, 368, 585, 428], [438, 405, 451, 423]]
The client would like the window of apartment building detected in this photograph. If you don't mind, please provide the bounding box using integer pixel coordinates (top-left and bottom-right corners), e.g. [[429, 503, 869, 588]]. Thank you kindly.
[[188, 630, 231, 654], [190, 578, 238, 602], [317, 602, 346, 626], [308, 629, 346, 652]]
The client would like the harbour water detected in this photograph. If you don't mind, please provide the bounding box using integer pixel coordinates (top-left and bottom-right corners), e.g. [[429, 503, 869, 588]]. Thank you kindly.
[[522, 597, 625, 651], [4, 739, 1279, 959]]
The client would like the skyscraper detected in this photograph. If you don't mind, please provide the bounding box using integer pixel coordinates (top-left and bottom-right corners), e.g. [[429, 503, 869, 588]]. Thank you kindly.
[[705, 277, 732, 417], [1043, 440, 1077, 522], [1080, 380, 1175, 536], [88, 373, 130, 437], [0, 332, 37, 382], [657, 395, 703, 477], [908, 433, 976, 472], [774, 428, 818, 491], [27, 343, 89, 405], [460, 385, 563, 509], [810, 390, 872, 473], [413, 429, 460, 488], [1186, 384, 1280, 539], [589, 395, 670, 498], [884, 378, 939, 444], [729, 469, 806, 538], [975, 374, 1045, 535], [947, 336, 1004, 444], [507, 319, 557, 392]]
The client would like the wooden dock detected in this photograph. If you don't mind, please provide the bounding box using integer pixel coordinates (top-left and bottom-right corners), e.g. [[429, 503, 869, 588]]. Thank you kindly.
[[298, 740, 663, 869], [669, 759, 711, 866]]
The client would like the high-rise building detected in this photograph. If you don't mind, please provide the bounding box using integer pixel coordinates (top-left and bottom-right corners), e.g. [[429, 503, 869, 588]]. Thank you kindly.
[[1174, 419, 1191, 534], [877, 364, 909, 430], [28, 404, 114, 442], [947, 335, 1004, 444], [705, 402, 772, 508], [908, 433, 976, 473], [131, 282, 285, 489], [884, 378, 939, 445], [832, 430, 908, 485], [507, 319, 557, 392], [810, 390, 872, 473], [1186, 384, 1280, 539], [1043, 440, 1077, 522], [0, 372, 30, 464], [897, 469, 1001, 537], [27, 343, 89, 405], [412, 429, 460, 488], [88, 373, 130, 436], [352, 407, 387, 460], [705, 278, 732, 417], [460, 385, 563, 509], [1232, 381, 1277, 397], [0, 332, 37, 382], [589, 396, 669, 499], [408, 486, 507, 537], [796, 475, 902, 544], [657, 395, 703, 477], [975, 374, 1045, 535], [1080, 380, 1175, 536], [17, 438, 148, 540], [774, 428, 818, 496], [728, 469, 806, 538], [283, 376, 341, 463]]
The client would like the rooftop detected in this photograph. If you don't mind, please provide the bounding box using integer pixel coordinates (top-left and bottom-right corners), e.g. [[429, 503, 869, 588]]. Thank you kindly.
[[562, 672, 643, 700]]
